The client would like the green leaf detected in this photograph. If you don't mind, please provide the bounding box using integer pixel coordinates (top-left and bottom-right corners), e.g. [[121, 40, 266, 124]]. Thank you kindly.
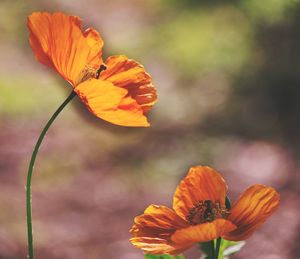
[[145, 254, 184, 259], [199, 241, 214, 259], [221, 240, 246, 257], [199, 239, 245, 259]]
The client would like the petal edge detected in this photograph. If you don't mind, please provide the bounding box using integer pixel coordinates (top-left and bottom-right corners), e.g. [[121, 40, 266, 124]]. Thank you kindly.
[[223, 184, 280, 241]]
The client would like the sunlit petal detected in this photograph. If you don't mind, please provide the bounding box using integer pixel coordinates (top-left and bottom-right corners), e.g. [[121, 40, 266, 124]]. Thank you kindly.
[[27, 12, 103, 86], [75, 79, 149, 127], [173, 166, 227, 220]]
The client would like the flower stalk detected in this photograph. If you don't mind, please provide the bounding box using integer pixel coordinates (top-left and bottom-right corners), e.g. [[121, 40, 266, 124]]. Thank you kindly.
[[26, 91, 76, 259], [215, 238, 222, 259]]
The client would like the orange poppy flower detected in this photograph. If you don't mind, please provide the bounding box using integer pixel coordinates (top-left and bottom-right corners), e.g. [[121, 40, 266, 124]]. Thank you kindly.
[[130, 166, 280, 255], [27, 12, 157, 127]]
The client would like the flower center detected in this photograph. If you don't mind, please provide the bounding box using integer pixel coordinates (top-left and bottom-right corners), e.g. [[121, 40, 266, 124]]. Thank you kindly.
[[75, 64, 107, 86], [186, 200, 230, 225]]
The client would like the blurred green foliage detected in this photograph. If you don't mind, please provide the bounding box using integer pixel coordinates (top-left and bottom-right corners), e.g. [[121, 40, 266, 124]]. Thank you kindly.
[[0, 77, 63, 117], [156, 7, 252, 77]]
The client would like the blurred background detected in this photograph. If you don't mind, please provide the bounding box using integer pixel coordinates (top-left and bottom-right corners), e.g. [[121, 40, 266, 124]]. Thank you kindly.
[[0, 0, 299, 258]]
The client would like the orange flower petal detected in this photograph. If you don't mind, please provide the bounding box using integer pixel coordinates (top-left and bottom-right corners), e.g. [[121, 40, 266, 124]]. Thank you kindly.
[[130, 237, 192, 255], [130, 205, 190, 255], [101, 55, 157, 113], [130, 205, 188, 239], [171, 219, 236, 244], [74, 79, 149, 127], [223, 184, 280, 241], [27, 12, 103, 86], [173, 166, 228, 220]]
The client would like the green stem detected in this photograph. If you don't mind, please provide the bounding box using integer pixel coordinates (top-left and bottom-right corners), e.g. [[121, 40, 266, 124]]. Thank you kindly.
[[210, 240, 215, 259], [216, 238, 222, 259], [26, 91, 76, 259]]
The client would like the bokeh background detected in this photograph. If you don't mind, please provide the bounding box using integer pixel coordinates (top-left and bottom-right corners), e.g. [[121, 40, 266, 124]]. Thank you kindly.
[[0, 0, 299, 258]]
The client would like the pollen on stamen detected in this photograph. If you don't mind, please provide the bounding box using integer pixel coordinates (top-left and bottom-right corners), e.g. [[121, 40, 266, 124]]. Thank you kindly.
[[186, 200, 230, 225], [75, 65, 97, 85]]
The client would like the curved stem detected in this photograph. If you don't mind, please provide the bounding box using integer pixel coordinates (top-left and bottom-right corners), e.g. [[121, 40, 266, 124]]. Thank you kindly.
[[26, 91, 76, 259]]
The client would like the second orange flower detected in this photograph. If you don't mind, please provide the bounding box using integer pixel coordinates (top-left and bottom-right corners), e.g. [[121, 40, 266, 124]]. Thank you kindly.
[[130, 166, 280, 255]]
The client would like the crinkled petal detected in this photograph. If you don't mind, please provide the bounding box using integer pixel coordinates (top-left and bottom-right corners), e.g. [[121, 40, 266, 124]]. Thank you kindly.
[[130, 237, 192, 255], [27, 12, 103, 86], [130, 205, 188, 239], [74, 79, 149, 127], [223, 184, 280, 241], [171, 219, 236, 244], [173, 166, 228, 220], [101, 55, 157, 113], [130, 205, 190, 255]]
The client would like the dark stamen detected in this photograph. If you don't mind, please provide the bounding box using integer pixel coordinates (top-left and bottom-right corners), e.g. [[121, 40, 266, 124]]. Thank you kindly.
[[96, 64, 107, 79], [203, 200, 213, 221], [186, 200, 230, 225]]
